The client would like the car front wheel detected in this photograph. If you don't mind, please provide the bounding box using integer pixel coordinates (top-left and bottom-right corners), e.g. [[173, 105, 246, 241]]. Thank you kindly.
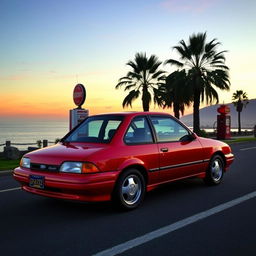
[[204, 155, 224, 186], [113, 169, 146, 210]]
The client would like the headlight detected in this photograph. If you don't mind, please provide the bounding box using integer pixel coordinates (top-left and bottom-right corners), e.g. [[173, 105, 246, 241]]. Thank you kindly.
[[59, 162, 100, 174], [20, 157, 30, 168], [59, 162, 82, 173]]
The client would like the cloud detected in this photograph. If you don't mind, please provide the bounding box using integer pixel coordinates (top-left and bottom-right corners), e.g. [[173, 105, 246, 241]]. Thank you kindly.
[[160, 0, 218, 13]]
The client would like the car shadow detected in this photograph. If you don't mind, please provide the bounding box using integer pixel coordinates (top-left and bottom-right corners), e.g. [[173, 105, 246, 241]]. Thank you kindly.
[[39, 177, 206, 214], [10, 177, 208, 220]]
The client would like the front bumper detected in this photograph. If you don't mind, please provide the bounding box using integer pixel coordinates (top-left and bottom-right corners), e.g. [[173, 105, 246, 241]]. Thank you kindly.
[[225, 153, 235, 170], [13, 167, 119, 202]]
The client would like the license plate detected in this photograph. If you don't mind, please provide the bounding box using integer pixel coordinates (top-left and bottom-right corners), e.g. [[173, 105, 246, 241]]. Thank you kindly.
[[29, 175, 45, 189]]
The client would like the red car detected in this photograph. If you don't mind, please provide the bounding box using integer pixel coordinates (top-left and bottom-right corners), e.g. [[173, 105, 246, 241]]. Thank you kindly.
[[13, 112, 234, 209]]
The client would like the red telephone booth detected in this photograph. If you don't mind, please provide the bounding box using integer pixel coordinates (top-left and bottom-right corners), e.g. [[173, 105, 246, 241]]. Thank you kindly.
[[217, 105, 231, 139]]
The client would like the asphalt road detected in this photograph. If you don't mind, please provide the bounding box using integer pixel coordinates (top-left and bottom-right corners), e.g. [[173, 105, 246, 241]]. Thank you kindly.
[[1, 141, 256, 256]]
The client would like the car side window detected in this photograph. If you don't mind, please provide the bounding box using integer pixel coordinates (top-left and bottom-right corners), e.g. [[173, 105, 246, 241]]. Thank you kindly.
[[150, 116, 189, 142], [124, 116, 153, 144], [103, 120, 122, 141]]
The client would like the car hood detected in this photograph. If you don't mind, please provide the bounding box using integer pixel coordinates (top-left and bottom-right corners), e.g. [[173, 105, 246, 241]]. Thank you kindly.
[[25, 142, 107, 165]]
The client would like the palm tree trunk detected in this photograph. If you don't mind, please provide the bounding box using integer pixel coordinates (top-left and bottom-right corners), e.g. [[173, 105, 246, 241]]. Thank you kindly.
[[142, 87, 150, 111], [237, 100, 243, 135], [142, 101, 149, 111], [174, 102, 180, 119], [193, 90, 200, 134], [238, 111, 241, 135]]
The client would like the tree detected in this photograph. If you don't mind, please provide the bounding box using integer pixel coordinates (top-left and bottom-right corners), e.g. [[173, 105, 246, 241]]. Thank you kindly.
[[165, 32, 230, 133], [159, 69, 192, 119], [232, 90, 249, 135], [115, 52, 166, 111]]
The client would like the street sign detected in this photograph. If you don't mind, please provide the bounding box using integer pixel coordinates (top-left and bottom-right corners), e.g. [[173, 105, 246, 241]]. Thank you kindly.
[[73, 84, 86, 107]]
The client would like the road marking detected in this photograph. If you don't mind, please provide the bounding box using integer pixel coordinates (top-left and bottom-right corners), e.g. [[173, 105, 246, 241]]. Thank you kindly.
[[0, 187, 21, 193], [93, 191, 256, 256], [240, 146, 256, 151]]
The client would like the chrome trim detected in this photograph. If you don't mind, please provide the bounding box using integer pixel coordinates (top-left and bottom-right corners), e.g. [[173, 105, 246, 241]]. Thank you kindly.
[[159, 160, 204, 170], [149, 167, 160, 172], [149, 159, 207, 172]]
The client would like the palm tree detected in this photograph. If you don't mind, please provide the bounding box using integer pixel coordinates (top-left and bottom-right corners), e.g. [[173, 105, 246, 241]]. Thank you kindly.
[[232, 90, 249, 135], [115, 52, 166, 111], [159, 69, 192, 119], [165, 32, 230, 134]]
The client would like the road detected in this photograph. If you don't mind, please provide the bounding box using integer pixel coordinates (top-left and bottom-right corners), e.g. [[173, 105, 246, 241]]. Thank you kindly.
[[1, 141, 256, 256]]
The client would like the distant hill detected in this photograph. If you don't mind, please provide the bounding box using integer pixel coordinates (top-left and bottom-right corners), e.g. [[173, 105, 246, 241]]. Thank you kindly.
[[180, 99, 256, 129]]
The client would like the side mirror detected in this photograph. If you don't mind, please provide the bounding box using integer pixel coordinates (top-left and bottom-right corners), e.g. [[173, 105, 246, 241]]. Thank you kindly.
[[179, 133, 196, 142]]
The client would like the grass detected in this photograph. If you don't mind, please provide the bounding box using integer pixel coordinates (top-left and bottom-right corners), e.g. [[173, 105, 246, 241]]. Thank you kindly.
[[222, 137, 256, 144], [0, 157, 20, 171]]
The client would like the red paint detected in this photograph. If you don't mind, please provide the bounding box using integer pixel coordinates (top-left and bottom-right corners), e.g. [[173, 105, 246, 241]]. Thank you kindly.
[[217, 104, 230, 115], [13, 112, 234, 203], [73, 84, 86, 107], [217, 104, 231, 139]]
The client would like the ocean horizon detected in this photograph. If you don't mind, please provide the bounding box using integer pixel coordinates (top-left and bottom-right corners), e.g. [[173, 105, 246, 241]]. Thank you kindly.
[[0, 120, 69, 150]]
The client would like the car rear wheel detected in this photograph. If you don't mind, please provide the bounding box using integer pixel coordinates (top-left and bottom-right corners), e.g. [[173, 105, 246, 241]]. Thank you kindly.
[[113, 169, 146, 210], [204, 155, 224, 186]]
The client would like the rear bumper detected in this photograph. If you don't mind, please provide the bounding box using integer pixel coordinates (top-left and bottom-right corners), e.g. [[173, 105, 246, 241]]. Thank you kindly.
[[13, 167, 119, 202], [225, 153, 235, 170]]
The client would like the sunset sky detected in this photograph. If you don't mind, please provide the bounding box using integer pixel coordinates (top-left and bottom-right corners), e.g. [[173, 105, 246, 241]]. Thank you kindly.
[[1, 0, 255, 120]]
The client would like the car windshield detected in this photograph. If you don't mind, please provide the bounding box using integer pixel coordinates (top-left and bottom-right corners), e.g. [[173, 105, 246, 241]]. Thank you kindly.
[[64, 115, 124, 143]]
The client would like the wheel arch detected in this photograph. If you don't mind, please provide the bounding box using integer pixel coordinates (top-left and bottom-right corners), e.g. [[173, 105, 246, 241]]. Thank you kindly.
[[211, 151, 226, 168], [117, 164, 148, 185]]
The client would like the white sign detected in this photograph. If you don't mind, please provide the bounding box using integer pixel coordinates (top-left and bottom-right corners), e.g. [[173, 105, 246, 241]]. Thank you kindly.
[[69, 108, 89, 130]]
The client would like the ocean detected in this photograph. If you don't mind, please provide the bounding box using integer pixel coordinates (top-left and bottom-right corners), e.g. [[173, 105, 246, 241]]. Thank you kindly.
[[0, 120, 69, 150]]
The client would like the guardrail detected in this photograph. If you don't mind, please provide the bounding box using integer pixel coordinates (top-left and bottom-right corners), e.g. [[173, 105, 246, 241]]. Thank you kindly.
[[0, 140, 57, 148]]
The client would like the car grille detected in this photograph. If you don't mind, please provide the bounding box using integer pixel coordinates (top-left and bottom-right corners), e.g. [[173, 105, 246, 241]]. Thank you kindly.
[[30, 163, 59, 172]]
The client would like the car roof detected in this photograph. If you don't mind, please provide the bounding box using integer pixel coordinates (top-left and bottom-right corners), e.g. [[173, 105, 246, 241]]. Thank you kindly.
[[92, 111, 172, 118]]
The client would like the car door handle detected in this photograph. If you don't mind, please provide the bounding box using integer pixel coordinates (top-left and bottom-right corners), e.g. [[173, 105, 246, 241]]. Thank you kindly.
[[160, 147, 169, 152]]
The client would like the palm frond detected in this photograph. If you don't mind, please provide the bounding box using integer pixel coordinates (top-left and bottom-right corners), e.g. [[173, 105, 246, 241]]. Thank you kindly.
[[122, 90, 140, 108], [208, 69, 230, 90], [151, 70, 166, 79], [127, 71, 142, 80], [179, 40, 192, 60], [165, 59, 184, 67], [189, 32, 206, 57], [173, 45, 191, 61], [124, 83, 137, 91], [204, 38, 220, 53], [204, 82, 219, 104], [115, 80, 133, 89], [153, 88, 165, 106]]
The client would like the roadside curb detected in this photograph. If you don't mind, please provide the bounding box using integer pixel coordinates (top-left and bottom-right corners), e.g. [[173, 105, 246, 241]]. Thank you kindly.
[[0, 170, 13, 177]]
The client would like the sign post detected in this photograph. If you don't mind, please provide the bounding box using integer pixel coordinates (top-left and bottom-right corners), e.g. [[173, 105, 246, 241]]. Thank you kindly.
[[69, 84, 89, 130]]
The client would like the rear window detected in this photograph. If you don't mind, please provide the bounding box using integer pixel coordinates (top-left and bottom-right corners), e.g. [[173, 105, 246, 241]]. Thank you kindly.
[[64, 115, 123, 143]]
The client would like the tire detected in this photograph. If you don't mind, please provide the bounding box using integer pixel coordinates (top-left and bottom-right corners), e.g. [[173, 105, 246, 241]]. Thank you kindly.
[[204, 155, 224, 186], [113, 169, 146, 210]]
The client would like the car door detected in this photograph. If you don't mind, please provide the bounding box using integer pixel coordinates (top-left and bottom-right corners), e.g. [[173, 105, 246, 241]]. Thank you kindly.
[[149, 115, 205, 183], [123, 116, 160, 185]]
